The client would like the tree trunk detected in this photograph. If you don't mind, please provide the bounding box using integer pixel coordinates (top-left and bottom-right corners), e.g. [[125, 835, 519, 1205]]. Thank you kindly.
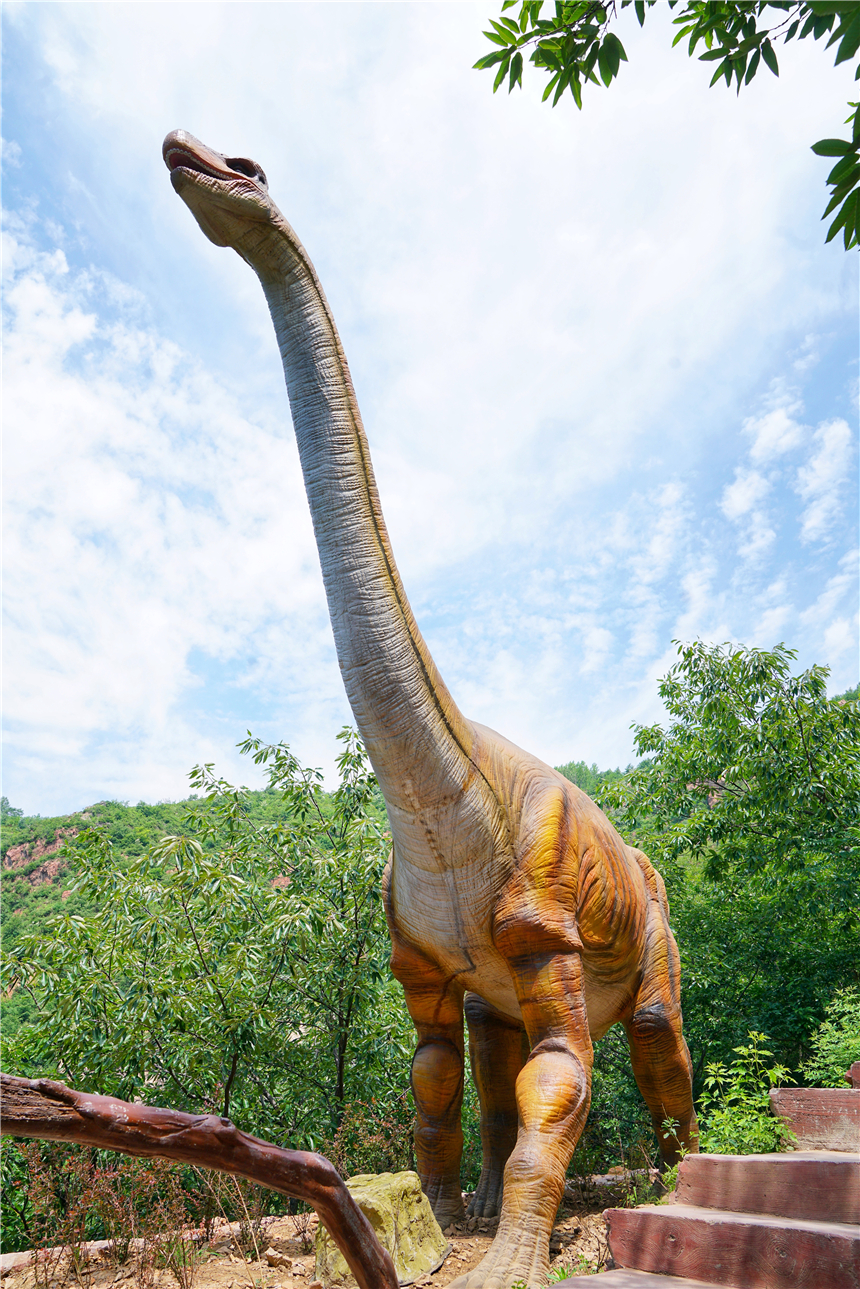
[[0, 1073, 398, 1289]]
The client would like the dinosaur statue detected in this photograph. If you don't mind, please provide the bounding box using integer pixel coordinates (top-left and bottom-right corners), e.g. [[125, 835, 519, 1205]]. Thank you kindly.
[[163, 130, 699, 1289]]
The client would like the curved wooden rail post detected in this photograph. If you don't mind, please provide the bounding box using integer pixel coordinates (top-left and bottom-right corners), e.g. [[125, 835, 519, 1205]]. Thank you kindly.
[[0, 1073, 399, 1289]]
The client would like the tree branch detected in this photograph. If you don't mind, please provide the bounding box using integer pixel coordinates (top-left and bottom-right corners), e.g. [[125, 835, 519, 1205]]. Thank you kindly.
[[0, 1073, 398, 1289]]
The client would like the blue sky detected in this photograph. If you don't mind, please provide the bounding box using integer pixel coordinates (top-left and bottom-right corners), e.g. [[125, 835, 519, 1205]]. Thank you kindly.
[[3, 2, 858, 816]]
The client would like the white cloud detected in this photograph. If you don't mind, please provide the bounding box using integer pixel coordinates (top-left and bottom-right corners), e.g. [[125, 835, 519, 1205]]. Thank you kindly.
[[744, 404, 806, 463], [795, 418, 853, 543], [721, 468, 770, 520], [754, 604, 791, 643], [719, 468, 775, 560], [792, 334, 820, 376], [823, 616, 856, 661], [800, 550, 859, 628], [1, 137, 22, 168], [3, 229, 344, 807]]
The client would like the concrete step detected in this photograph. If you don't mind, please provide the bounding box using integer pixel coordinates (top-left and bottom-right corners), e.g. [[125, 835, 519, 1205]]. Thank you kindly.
[[554, 1272, 728, 1288], [604, 1202, 860, 1289], [676, 1150, 860, 1224], [770, 1087, 860, 1151]]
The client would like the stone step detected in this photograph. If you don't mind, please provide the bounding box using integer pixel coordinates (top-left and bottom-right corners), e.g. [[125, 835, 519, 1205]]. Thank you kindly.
[[604, 1202, 860, 1289], [676, 1150, 860, 1224], [770, 1087, 860, 1152], [554, 1272, 728, 1288]]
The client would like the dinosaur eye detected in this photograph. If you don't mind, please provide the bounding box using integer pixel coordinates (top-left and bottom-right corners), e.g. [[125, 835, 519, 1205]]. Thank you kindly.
[[226, 157, 263, 183]]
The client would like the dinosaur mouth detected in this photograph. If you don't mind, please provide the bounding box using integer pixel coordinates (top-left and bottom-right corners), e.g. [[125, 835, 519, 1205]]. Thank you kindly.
[[164, 146, 221, 181]]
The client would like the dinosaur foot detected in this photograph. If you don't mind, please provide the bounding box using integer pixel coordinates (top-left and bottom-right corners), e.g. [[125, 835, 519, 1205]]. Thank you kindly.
[[423, 1176, 465, 1228], [467, 1166, 504, 1219], [447, 1219, 549, 1289]]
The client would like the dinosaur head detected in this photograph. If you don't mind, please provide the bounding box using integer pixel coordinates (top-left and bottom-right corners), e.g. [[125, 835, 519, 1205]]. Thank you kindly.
[[163, 129, 275, 252]]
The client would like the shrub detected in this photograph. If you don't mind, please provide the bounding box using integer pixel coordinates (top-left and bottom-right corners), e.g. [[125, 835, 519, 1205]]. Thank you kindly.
[[697, 1031, 795, 1154], [802, 986, 860, 1087]]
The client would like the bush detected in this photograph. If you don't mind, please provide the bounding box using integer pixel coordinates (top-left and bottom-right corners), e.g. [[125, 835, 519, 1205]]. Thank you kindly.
[[802, 986, 860, 1087], [697, 1032, 795, 1154]]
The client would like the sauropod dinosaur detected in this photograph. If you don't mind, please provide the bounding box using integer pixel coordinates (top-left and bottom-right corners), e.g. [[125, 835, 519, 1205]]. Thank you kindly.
[[163, 131, 699, 1289]]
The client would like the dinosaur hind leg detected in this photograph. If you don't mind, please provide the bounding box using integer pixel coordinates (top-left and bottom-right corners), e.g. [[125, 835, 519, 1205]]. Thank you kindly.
[[623, 956, 699, 1166], [464, 993, 529, 1219]]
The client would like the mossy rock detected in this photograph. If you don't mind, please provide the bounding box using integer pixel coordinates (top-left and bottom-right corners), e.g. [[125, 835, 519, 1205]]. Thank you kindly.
[[315, 1170, 450, 1286]]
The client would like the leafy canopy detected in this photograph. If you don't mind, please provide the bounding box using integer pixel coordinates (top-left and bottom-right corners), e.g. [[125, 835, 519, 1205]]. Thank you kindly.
[[476, 1, 860, 249], [594, 640, 859, 1085], [1, 729, 414, 1152], [600, 640, 860, 894]]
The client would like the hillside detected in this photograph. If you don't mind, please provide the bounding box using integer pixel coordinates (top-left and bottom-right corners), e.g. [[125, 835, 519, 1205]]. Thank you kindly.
[[0, 788, 320, 1035], [0, 757, 624, 1035]]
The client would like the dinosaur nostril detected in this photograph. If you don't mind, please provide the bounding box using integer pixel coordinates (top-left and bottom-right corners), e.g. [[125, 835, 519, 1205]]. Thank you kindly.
[[226, 157, 261, 181]]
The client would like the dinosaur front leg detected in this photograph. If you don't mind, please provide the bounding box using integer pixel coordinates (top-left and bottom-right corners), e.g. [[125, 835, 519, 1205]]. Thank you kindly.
[[451, 951, 593, 1289], [388, 926, 467, 1225], [410, 998, 467, 1227], [464, 992, 528, 1219]]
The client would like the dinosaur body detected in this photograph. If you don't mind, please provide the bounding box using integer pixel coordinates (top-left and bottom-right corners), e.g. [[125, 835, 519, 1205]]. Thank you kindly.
[[163, 131, 698, 1289]]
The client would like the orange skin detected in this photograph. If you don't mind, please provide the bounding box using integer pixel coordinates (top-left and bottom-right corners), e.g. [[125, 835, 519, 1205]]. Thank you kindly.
[[383, 730, 698, 1289], [161, 130, 698, 1289]]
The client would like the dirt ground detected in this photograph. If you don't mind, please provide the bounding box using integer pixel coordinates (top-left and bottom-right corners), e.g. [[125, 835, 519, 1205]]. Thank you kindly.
[[1, 1184, 634, 1289]]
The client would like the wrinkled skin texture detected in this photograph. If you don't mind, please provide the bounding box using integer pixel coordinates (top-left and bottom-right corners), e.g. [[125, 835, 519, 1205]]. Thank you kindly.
[[163, 131, 699, 1289]]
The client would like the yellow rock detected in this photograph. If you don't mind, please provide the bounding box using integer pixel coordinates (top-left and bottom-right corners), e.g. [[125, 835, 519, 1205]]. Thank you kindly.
[[314, 1171, 450, 1287]]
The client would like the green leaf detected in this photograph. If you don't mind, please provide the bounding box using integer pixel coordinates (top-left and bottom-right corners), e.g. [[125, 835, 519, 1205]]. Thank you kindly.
[[761, 38, 779, 76], [481, 29, 513, 48], [811, 137, 854, 156], [823, 188, 846, 218], [598, 41, 612, 85], [489, 18, 517, 43], [709, 57, 731, 87], [835, 7, 860, 63], [826, 153, 860, 184], [672, 22, 695, 46], [744, 48, 761, 84], [825, 188, 858, 241], [474, 50, 509, 69], [493, 57, 511, 92], [509, 49, 524, 90], [542, 70, 562, 101], [604, 30, 627, 62], [635, 0, 646, 27]]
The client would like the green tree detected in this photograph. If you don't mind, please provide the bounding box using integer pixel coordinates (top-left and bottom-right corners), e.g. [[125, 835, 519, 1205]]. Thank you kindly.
[[555, 758, 625, 797], [0, 797, 23, 821], [597, 640, 859, 1078], [1, 730, 414, 1153], [601, 640, 859, 884], [476, 1, 860, 248]]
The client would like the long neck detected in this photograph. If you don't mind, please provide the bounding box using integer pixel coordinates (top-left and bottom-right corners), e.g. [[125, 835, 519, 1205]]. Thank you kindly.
[[244, 219, 474, 808]]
